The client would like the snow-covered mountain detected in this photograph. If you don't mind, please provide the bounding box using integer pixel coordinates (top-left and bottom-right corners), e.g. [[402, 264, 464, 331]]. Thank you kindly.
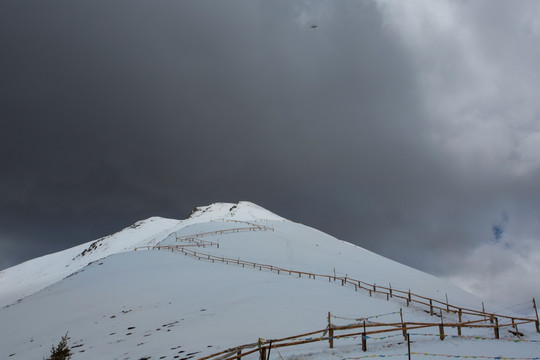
[[1, 201, 538, 360]]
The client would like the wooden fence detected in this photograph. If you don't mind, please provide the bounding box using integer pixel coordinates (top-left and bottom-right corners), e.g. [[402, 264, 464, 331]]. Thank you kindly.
[[138, 221, 540, 359], [168, 245, 539, 334], [174, 225, 273, 241], [198, 312, 538, 360], [136, 220, 274, 251]]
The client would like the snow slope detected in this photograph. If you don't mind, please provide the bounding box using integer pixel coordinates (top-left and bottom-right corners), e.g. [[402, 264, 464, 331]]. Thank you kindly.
[[0, 202, 283, 309], [0, 216, 180, 308], [1, 201, 538, 360]]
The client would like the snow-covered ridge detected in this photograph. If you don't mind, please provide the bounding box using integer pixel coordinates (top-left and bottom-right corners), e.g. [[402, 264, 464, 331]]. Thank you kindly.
[[0, 201, 284, 308], [186, 201, 287, 222], [0, 217, 179, 308]]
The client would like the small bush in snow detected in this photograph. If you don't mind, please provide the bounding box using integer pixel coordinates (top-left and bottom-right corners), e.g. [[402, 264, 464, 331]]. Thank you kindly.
[[45, 332, 72, 360]]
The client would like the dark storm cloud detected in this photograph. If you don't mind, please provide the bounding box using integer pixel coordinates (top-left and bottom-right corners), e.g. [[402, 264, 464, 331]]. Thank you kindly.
[[0, 0, 426, 259], [1, 0, 539, 304]]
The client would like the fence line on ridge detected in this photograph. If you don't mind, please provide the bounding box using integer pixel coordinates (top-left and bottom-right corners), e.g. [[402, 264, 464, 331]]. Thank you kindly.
[[135, 220, 540, 359], [166, 245, 539, 331]]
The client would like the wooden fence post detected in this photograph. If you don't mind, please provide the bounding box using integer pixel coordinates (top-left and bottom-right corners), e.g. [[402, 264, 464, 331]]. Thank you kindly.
[[494, 317, 500, 339], [362, 332, 367, 352], [439, 324, 445, 341], [429, 299, 433, 316], [408, 289, 411, 307], [457, 308, 462, 336], [533, 298, 540, 333], [237, 350, 242, 360], [400, 308, 407, 340], [512, 319, 521, 339], [407, 334, 411, 360], [258, 338, 265, 360], [267, 341, 272, 360], [328, 312, 334, 349], [389, 283, 393, 298], [439, 310, 445, 340], [445, 293, 449, 312]]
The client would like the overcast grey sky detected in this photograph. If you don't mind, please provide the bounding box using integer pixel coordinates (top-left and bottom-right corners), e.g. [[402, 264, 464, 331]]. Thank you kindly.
[[1, 0, 539, 308]]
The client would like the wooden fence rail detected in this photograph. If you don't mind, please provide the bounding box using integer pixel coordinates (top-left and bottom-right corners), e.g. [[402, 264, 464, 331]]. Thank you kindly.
[[175, 236, 220, 248], [138, 221, 274, 251], [174, 222, 274, 242], [199, 314, 534, 360], [135, 244, 217, 251], [176, 226, 268, 239], [166, 245, 539, 333]]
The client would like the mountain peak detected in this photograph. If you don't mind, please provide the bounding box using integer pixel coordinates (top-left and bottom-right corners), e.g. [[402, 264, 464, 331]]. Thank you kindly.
[[186, 201, 286, 223]]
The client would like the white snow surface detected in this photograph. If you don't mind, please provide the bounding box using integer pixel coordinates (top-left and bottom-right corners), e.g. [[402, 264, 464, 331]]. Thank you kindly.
[[1, 201, 539, 360], [0, 216, 180, 308], [0, 201, 282, 308]]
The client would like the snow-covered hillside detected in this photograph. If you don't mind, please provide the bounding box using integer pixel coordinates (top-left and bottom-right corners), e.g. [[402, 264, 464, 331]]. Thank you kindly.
[[0, 202, 283, 309], [1, 202, 539, 360]]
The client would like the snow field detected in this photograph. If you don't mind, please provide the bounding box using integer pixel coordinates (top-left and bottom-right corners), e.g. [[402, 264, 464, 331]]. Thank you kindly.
[[1, 250, 419, 360], [0, 216, 181, 308], [1, 202, 539, 360]]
